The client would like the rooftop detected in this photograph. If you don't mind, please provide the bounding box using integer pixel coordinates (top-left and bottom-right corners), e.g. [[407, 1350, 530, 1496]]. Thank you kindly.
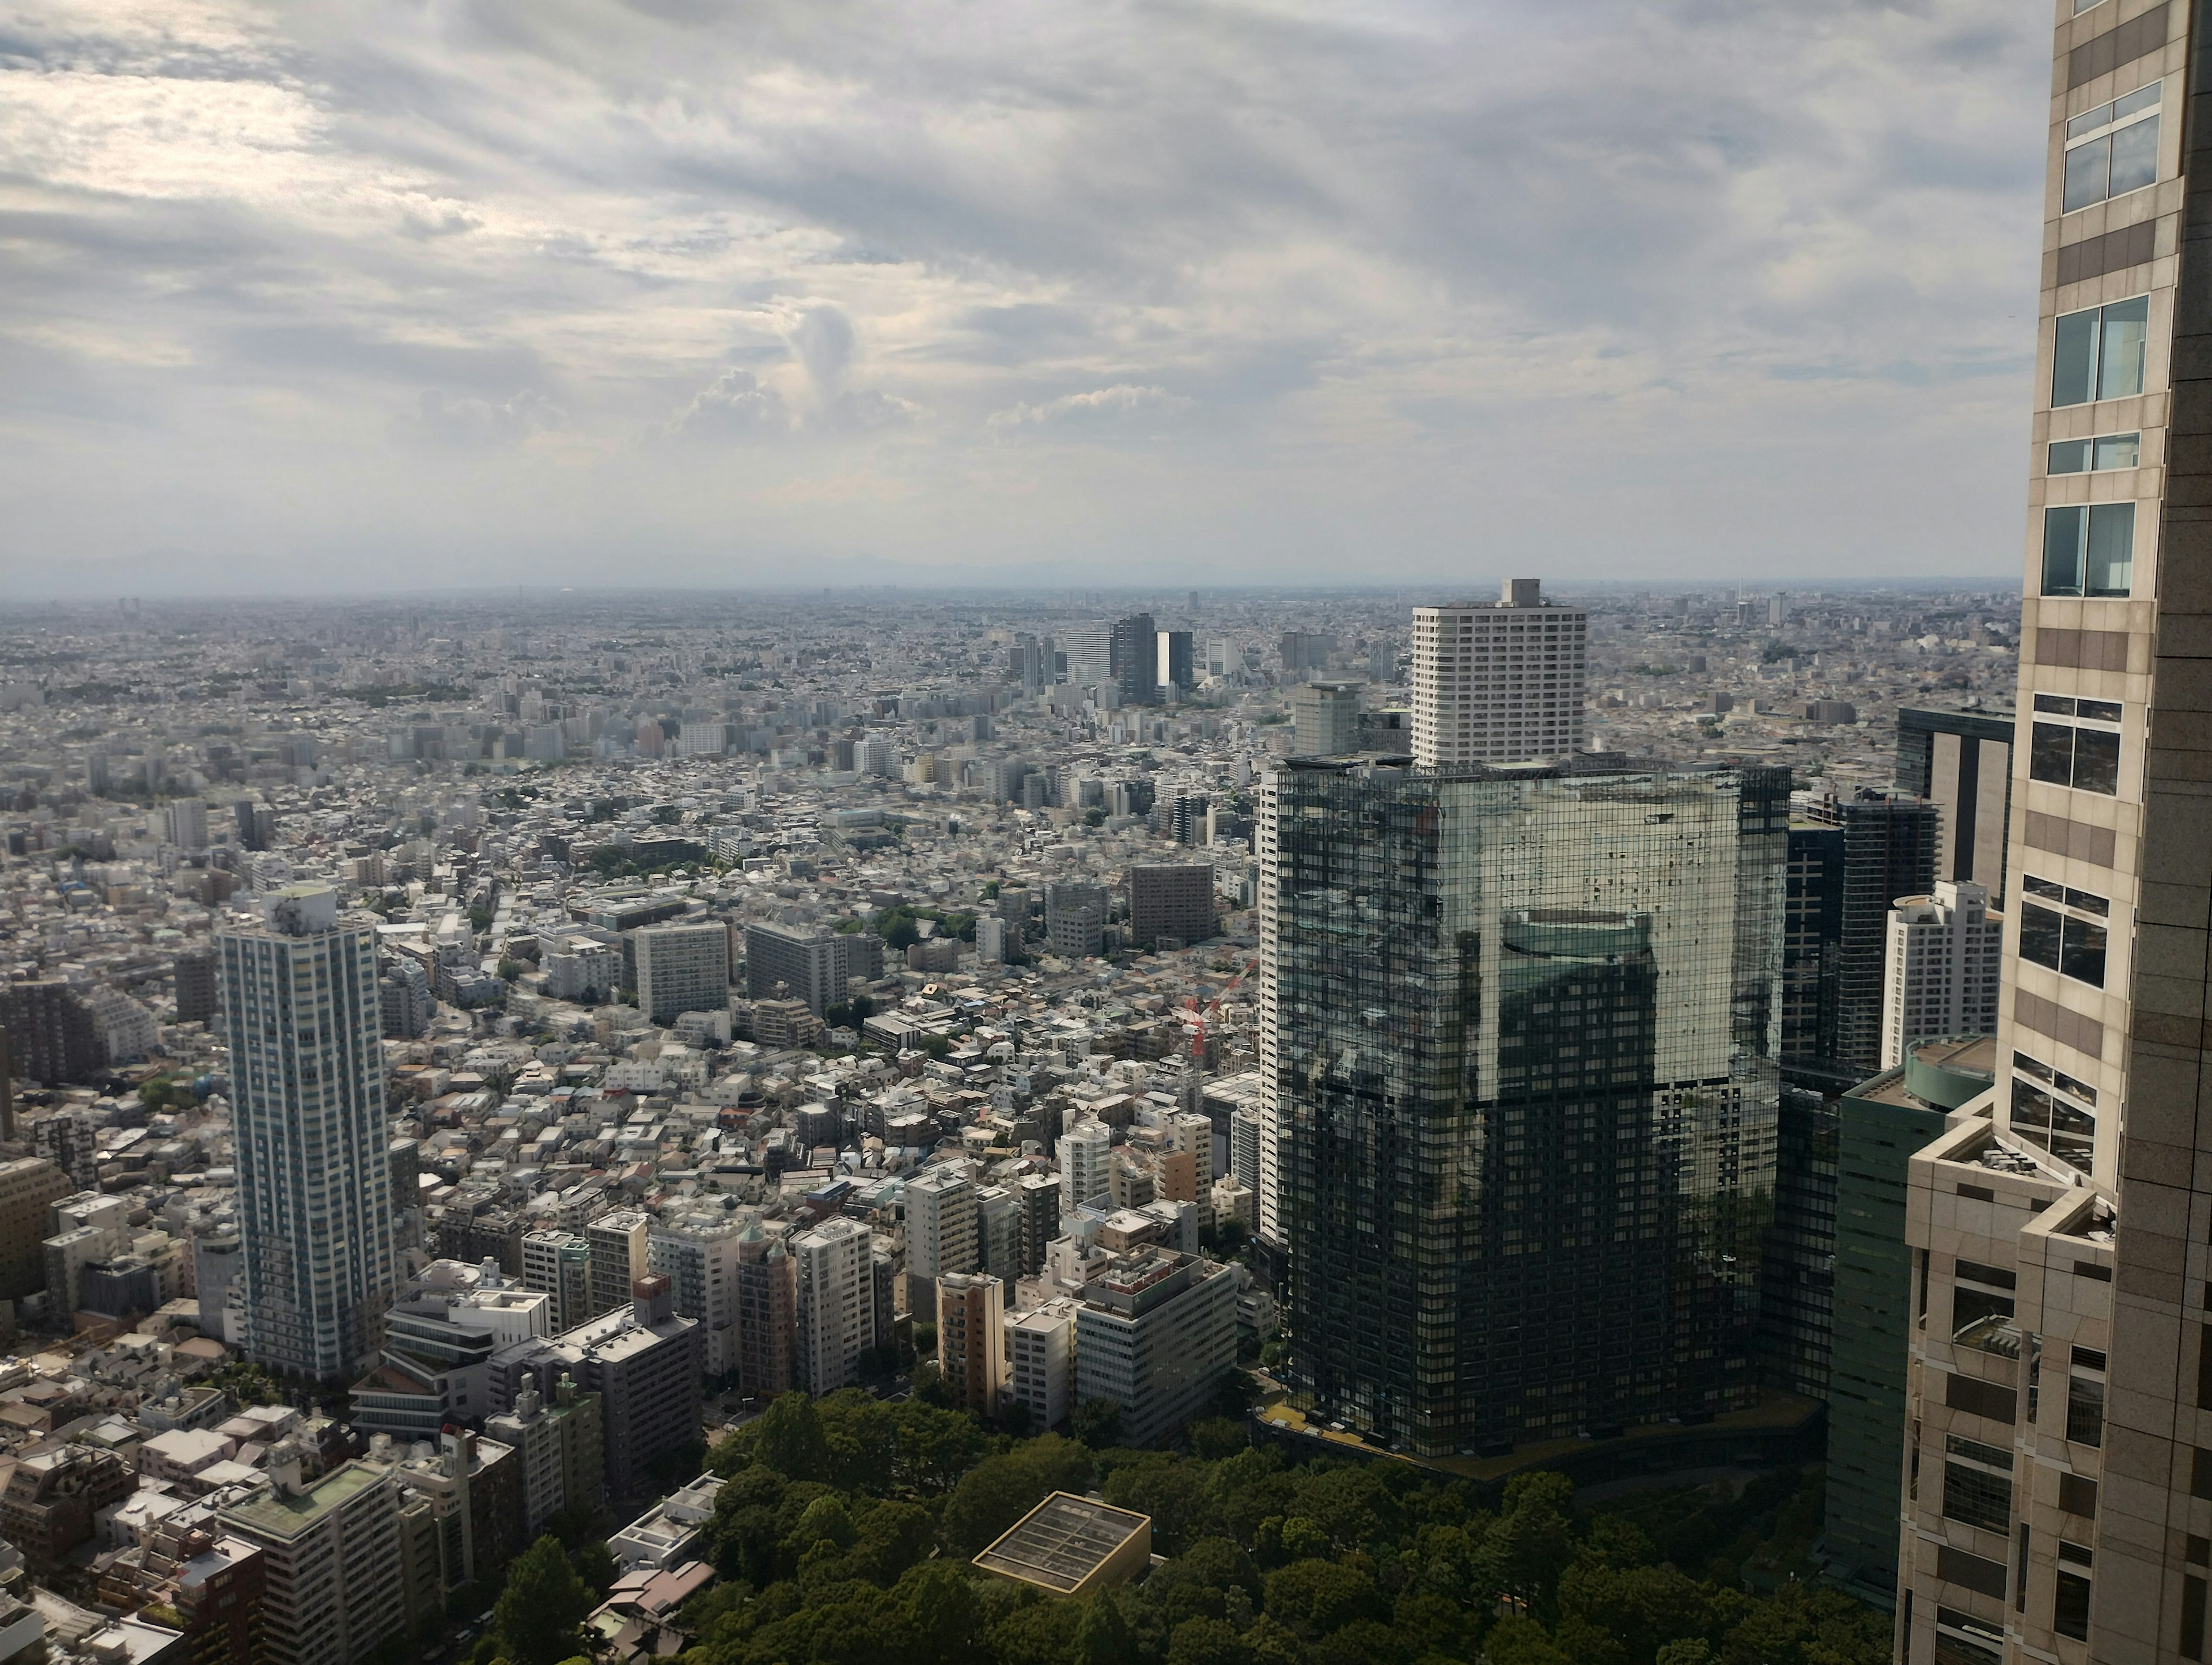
[[218, 1462, 384, 1542], [973, 1492, 1151, 1595]]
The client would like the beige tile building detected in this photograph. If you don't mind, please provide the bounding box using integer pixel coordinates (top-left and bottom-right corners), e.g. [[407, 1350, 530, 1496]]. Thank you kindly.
[[1897, 3, 2212, 1661]]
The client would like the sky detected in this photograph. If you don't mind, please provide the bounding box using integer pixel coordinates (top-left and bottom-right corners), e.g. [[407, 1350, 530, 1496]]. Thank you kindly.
[[0, 0, 2051, 595]]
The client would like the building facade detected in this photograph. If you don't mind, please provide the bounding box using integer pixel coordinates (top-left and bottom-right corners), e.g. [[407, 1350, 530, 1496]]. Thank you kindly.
[[1264, 756, 1787, 1458], [632, 922, 729, 1027], [936, 1271, 1007, 1414], [1896, 5, 2212, 1660], [792, 1217, 876, 1394], [1409, 579, 1588, 767], [1898, 706, 2018, 906], [1126, 863, 1216, 950], [220, 887, 396, 1380], [1073, 1249, 1236, 1447]]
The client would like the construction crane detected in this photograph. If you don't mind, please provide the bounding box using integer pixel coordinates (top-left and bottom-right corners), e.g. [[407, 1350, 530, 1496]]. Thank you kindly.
[[1182, 957, 1261, 1064]]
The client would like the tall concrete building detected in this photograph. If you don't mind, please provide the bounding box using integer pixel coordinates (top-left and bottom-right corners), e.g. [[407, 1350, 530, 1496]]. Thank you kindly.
[[520, 1229, 592, 1333], [791, 1216, 876, 1394], [936, 1271, 1007, 1414], [585, 1210, 650, 1318], [1108, 614, 1160, 708], [221, 886, 396, 1381], [1291, 682, 1362, 757], [632, 921, 728, 1027], [1058, 1116, 1112, 1214], [1126, 863, 1216, 949], [734, 1221, 795, 1399], [1409, 579, 1588, 767], [1881, 880, 2005, 1069], [1896, 7, 2212, 1661], [902, 1163, 976, 1321], [1044, 881, 1110, 959], [647, 1207, 747, 1380], [217, 1457, 406, 1665], [744, 921, 869, 1017], [1899, 706, 2018, 905], [1263, 756, 1787, 1458], [0, 1159, 69, 1303], [1073, 1249, 1237, 1447]]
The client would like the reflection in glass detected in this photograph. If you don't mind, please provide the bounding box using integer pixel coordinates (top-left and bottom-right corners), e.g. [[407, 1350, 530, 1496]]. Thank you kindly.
[[2099, 298, 2149, 400]]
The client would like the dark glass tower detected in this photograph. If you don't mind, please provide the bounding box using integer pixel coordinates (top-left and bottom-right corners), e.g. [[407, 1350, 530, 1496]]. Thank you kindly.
[[1261, 757, 1788, 1458]]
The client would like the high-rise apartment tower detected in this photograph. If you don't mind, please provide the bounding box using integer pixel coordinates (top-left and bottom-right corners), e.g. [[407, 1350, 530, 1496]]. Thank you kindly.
[[1410, 579, 1588, 766]]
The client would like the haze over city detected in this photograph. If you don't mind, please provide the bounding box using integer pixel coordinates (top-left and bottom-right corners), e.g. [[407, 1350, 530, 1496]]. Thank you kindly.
[[3, 0, 2048, 593]]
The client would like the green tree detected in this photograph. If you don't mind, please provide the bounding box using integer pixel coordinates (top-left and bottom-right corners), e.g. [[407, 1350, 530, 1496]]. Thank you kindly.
[[1073, 1591, 1135, 1665], [1262, 1558, 1383, 1637], [1656, 1643, 1717, 1665], [493, 1537, 593, 1665], [941, 1436, 1094, 1554], [751, 1392, 834, 1482], [1484, 1615, 1575, 1665], [1071, 1399, 1124, 1449], [1168, 1615, 1252, 1665]]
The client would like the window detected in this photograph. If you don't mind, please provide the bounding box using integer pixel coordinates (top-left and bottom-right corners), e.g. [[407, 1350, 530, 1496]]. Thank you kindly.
[[2063, 83, 2161, 211], [2028, 697, 2123, 792], [2020, 903, 2109, 988], [2055, 1563, 2094, 1641], [2014, 1078, 2096, 1169], [2054, 296, 2150, 406], [1944, 1433, 2016, 1533], [2043, 501, 2135, 596], [2068, 1370, 2106, 1447], [2049, 431, 2141, 473]]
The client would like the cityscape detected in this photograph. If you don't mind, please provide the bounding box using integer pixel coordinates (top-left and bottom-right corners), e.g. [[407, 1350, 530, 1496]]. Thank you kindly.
[[0, 2, 2192, 1665]]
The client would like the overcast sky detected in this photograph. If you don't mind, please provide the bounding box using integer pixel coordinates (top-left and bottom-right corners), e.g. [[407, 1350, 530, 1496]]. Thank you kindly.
[[0, 0, 2049, 594]]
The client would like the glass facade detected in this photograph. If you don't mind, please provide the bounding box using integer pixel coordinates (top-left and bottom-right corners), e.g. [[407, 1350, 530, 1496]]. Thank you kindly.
[[1266, 758, 1788, 1457]]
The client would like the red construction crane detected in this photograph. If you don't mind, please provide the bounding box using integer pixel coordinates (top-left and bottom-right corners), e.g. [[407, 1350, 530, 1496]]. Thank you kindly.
[[1183, 957, 1260, 1061]]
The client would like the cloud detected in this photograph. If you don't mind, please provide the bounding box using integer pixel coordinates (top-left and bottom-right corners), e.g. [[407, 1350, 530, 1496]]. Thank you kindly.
[[395, 388, 563, 447], [0, 0, 2055, 583], [986, 384, 1191, 432], [664, 366, 787, 438]]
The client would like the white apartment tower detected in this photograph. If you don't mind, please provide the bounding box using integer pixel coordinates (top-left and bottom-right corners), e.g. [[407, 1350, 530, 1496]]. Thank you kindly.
[[219, 886, 397, 1380], [902, 1162, 978, 1319], [647, 1208, 748, 1379], [1880, 879, 2005, 1068], [1410, 578, 1588, 765], [632, 921, 729, 1027], [791, 1216, 876, 1393], [1058, 1117, 1113, 1215]]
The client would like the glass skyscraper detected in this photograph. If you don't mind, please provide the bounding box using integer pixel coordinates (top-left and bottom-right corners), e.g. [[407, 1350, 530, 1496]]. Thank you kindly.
[[1260, 757, 1787, 1458]]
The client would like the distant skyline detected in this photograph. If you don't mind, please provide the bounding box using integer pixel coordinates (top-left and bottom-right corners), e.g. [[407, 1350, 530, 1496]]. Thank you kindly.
[[3, 0, 2048, 592]]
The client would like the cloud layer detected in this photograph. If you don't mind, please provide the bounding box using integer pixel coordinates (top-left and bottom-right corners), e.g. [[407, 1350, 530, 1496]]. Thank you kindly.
[[0, 0, 2051, 590]]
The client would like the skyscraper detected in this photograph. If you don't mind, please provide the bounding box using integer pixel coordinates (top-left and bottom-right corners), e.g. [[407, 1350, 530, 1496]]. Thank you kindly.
[[1109, 613, 1160, 707], [1263, 757, 1786, 1458], [220, 885, 396, 1381], [1897, 706, 2017, 905], [1880, 880, 2003, 1068], [1291, 682, 1362, 757], [792, 1216, 876, 1394], [902, 1162, 976, 1321], [1896, 6, 2199, 1658], [1410, 579, 1588, 767]]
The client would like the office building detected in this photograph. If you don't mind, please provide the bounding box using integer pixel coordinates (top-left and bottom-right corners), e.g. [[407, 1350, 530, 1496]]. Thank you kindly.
[[976, 1184, 1021, 1283], [174, 948, 218, 1026], [1823, 1035, 1991, 1600], [1833, 792, 1942, 1076], [377, 957, 432, 1040], [0, 981, 102, 1087], [585, 1210, 651, 1317], [791, 1217, 876, 1394], [1278, 631, 1334, 681], [1108, 614, 1159, 707], [936, 1271, 1007, 1414], [902, 1163, 976, 1320], [1049, 623, 1103, 689], [1896, 8, 2206, 1656], [1156, 629, 1194, 698], [1263, 756, 1787, 1457], [1126, 863, 1216, 949], [734, 1222, 795, 1398], [647, 1207, 747, 1379], [1410, 579, 1588, 766], [1756, 1089, 1839, 1402], [1292, 682, 1361, 757], [1073, 1249, 1237, 1447], [632, 921, 728, 1027], [221, 886, 396, 1380], [1880, 880, 2004, 1069], [744, 921, 870, 1017], [1006, 1299, 1077, 1431], [1044, 881, 1109, 959], [1059, 1116, 1112, 1214], [1781, 817, 1847, 1087], [1898, 706, 2017, 905], [165, 798, 209, 850], [0, 1159, 69, 1302], [217, 1457, 406, 1665]]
